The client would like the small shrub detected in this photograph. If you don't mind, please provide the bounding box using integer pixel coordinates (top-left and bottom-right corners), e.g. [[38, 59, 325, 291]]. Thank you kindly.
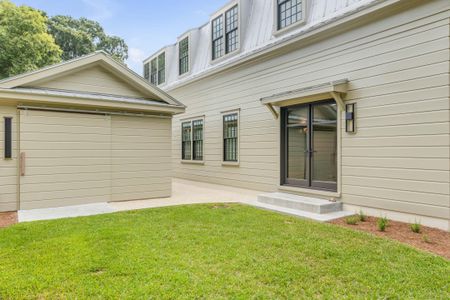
[[410, 221, 421, 234], [345, 215, 359, 225], [377, 217, 389, 232], [422, 234, 432, 244], [358, 210, 368, 222]]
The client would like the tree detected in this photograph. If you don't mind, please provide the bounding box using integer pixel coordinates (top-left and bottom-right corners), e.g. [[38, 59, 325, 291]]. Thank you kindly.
[[48, 16, 128, 62], [0, 0, 62, 79]]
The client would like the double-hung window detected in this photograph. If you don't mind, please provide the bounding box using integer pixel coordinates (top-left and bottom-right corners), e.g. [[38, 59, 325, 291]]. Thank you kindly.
[[143, 62, 150, 81], [212, 4, 239, 61], [182, 118, 204, 162], [277, 0, 305, 30], [179, 37, 189, 76], [223, 112, 239, 162], [149, 52, 165, 85]]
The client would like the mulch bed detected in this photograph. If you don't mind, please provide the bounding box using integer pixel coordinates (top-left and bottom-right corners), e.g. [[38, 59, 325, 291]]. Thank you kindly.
[[0, 212, 18, 228], [331, 216, 450, 260]]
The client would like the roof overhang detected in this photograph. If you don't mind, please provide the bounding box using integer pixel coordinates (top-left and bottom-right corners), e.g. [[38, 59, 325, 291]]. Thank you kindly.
[[260, 79, 348, 119], [0, 88, 185, 115]]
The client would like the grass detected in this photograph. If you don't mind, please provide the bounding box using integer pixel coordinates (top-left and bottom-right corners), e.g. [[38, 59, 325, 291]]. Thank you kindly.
[[0, 204, 448, 299]]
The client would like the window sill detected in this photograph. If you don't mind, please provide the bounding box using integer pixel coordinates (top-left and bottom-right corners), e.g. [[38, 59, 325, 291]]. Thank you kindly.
[[278, 185, 341, 199], [181, 160, 205, 165], [222, 161, 239, 167], [272, 19, 306, 37]]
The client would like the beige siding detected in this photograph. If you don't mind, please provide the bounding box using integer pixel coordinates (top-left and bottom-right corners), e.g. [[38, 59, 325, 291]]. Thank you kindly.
[[169, 1, 450, 221], [31, 66, 148, 99], [19, 110, 112, 209], [111, 116, 172, 201], [0, 106, 18, 211]]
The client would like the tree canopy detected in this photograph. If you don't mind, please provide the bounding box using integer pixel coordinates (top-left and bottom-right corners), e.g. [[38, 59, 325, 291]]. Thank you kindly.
[[47, 15, 128, 62], [0, 1, 129, 79], [0, 0, 62, 79]]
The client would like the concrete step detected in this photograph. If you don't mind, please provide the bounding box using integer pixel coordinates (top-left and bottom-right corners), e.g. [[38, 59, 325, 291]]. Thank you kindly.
[[257, 192, 342, 214]]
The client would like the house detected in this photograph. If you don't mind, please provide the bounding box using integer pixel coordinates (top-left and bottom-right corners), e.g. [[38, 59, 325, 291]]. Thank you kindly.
[[0, 51, 185, 211], [143, 0, 450, 230]]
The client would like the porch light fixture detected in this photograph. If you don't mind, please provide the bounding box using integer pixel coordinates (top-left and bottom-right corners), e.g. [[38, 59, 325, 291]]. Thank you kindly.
[[345, 103, 356, 133]]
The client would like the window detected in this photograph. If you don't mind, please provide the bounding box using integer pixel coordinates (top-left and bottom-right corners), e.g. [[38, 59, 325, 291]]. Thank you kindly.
[[182, 122, 192, 160], [4, 117, 12, 159], [277, 0, 304, 30], [150, 58, 158, 85], [179, 37, 189, 76], [149, 52, 165, 85], [157, 52, 165, 85], [143, 62, 150, 81], [223, 112, 238, 162], [182, 118, 204, 162], [212, 5, 239, 60]]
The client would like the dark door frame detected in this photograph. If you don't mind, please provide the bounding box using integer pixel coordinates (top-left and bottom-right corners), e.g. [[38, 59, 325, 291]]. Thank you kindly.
[[280, 100, 338, 192]]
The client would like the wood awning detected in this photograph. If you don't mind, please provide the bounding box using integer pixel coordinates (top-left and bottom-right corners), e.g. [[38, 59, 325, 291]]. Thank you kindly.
[[260, 79, 348, 119]]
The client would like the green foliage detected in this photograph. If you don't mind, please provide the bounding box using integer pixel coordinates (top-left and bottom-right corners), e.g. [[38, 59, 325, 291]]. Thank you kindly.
[[411, 221, 421, 234], [47, 15, 128, 61], [422, 234, 432, 244], [377, 217, 389, 232], [0, 205, 448, 299], [358, 210, 368, 222], [345, 215, 359, 225], [0, 0, 62, 79]]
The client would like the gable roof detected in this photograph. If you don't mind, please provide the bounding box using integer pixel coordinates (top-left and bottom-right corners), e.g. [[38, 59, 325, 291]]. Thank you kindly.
[[0, 51, 185, 108]]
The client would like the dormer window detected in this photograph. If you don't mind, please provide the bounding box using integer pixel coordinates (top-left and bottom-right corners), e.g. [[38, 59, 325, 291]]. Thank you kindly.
[[277, 0, 305, 30], [149, 52, 166, 85], [179, 37, 189, 76], [143, 62, 150, 81], [212, 4, 239, 61]]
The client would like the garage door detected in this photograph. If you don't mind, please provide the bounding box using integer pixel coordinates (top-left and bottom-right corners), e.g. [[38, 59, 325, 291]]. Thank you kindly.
[[19, 110, 112, 210], [111, 115, 171, 201]]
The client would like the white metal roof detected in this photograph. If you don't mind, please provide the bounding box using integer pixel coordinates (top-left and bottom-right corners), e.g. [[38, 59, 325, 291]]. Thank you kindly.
[[144, 0, 387, 90]]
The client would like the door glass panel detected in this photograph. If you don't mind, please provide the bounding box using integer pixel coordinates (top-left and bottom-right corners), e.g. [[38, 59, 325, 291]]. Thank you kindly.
[[312, 103, 337, 185], [287, 107, 308, 181]]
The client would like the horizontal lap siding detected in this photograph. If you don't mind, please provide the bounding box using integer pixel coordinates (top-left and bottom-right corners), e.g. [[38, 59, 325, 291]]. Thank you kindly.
[[0, 106, 17, 211], [169, 1, 450, 220], [111, 116, 172, 202], [19, 110, 112, 209]]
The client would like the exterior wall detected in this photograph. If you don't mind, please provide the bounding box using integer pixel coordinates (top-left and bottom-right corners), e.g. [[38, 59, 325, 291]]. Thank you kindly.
[[168, 1, 450, 228], [0, 107, 172, 211], [0, 105, 18, 212], [31, 66, 148, 99]]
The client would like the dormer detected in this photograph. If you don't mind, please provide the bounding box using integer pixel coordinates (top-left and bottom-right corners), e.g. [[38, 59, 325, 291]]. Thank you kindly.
[[144, 46, 174, 87], [273, 0, 307, 36], [209, 0, 252, 64], [176, 28, 200, 78]]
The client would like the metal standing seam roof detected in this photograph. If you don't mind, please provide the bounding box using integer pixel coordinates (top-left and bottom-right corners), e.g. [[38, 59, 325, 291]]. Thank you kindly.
[[145, 0, 384, 90]]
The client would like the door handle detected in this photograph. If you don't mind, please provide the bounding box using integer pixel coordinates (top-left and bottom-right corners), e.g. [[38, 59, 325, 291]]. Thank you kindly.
[[20, 152, 26, 176]]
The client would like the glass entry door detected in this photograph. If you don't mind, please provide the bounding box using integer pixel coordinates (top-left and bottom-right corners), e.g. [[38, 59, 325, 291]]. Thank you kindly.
[[281, 100, 337, 191]]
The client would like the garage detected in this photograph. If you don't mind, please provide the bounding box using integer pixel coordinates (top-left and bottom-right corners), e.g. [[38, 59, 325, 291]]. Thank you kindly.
[[0, 51, 185, 212]]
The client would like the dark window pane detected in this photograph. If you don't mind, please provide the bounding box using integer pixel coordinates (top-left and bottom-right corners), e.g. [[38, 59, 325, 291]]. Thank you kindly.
[[150, 58, 157, 85], [212, 15, 224, 60], [192, 120, 203, 161], [143, 63, 150, 80], [223, 113, 238, 162], [179, 37, 189, 75], [4, 117, 12, 159], [278, 0, 303, 30], [182, 122, 192, 160], [225, 5, 239, 54], [286, 107, 308, 180], [157, 53, 165, 85]]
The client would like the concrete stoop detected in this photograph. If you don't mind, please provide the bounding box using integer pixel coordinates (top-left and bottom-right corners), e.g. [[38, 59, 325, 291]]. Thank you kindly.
[[255, 192, 353, 222]]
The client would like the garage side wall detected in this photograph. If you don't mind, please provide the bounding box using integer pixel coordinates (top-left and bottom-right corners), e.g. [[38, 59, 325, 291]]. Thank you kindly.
[[0, 106, 18, 212]]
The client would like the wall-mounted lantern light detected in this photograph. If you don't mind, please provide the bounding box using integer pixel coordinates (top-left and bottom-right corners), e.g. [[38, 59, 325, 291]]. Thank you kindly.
[[345, 103, 355, 133]]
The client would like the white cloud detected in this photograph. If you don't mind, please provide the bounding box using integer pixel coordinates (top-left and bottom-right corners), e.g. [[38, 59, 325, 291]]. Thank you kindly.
[[81, 0, 114, 21], [127, 47, 147, 74]]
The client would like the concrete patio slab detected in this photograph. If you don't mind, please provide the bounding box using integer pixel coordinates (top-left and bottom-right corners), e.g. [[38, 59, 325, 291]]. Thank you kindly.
[[18, 203, 116, 222]]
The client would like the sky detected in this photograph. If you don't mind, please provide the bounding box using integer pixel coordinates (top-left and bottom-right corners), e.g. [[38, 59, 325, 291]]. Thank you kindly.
[[11, 0, 227, 74]]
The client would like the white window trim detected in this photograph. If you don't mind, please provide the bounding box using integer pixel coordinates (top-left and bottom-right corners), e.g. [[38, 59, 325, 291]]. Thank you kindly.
[[272, 0, 307, 36], [209, 0, 242, 65], [221, 109, 240, 166], [181, 115, 205, 164], [146, 49, 166, 86], [177, 33, 192, 79]]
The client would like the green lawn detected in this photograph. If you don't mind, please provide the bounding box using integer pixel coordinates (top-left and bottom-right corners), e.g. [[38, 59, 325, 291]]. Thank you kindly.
[[0, 204, 448, 299]]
